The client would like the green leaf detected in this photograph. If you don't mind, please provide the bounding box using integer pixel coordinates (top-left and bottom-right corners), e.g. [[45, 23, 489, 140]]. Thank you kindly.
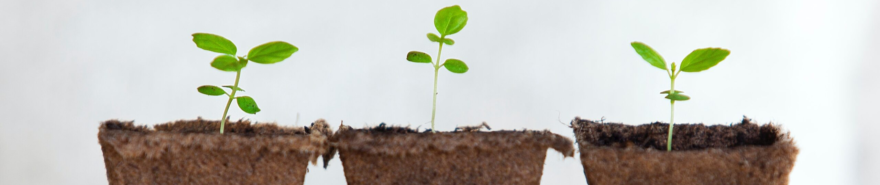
[[197, 85, 226, 96], [631, 42, 666, 70], [247, 41, 298, 64], [434, 5, 468, 36], [660, 90, 684, 94], [443, 59, 468, 73], [192, 33, 237, 56], [665, 93, 691, 101], [427, 33, 441, 42], [222, 85, 245, 92], [680, 48, 730, 72], [236, 96, 261, 114], [211, 55, 244, 72], [442, 38, 454, 45], [406, 51, 432, 63]]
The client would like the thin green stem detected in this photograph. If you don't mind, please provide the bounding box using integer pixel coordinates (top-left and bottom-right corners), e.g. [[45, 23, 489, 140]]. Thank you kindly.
[[667, 77, 675, 151], [219, 70, 242, 134], [431, 37, 444, 132], [431, 67, 439, 132], [668, 101, 675, 151]]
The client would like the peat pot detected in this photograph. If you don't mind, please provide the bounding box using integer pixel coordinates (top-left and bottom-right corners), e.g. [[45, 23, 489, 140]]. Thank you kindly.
[[98, 119, 331, 185], [330, 125, 575, 185], [571, 117, 798, 185]]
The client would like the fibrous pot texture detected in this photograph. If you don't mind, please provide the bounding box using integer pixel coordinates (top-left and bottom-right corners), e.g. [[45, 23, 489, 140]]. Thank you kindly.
[[98, 118, 331, 185], [330, 125, 575, 185], [572, 117, 798, 185]]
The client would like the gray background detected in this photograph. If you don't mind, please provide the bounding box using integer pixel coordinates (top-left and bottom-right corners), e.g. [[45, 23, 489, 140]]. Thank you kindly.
[[0, 0, 877, 184]]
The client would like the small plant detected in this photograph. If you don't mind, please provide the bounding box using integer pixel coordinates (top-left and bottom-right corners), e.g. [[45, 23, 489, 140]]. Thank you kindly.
[[406, 5, 470, 132], [192, 33, 298, 134], [630, 42, 730, 151]]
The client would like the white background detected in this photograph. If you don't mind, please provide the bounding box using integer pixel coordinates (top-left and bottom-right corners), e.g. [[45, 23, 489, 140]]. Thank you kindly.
[[1, 0, 877, 184]]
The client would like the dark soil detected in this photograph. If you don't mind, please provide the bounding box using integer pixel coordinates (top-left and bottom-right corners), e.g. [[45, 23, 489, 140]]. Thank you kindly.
[[104, 118, 311, 135], [98, 118, 330, 185], [572, 117, 799, 185], [572, 117, 780, 150], [330, 124, 574, 185], [347, 122, 420, 134]]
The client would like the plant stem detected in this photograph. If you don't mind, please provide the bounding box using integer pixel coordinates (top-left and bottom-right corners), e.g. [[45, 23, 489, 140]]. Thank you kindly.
[[431, 67, 439, 132], [430, 38, 444, 132], [668, 101, 675, 151], [219, 70, 242, 134], [667, 77, 675, 151]]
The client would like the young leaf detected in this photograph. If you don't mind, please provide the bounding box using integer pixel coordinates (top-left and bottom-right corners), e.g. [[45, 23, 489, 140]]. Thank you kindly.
[[665, 93, 691, 101], [443, 59, 468, 73], [247, 41, 298, 64], [680, 48, 730, 72], [197, 85, 226, 96], [631, 42, 667, 70], [192, 33, 237, 56], [671, 62, 677, 73], [434, 5, 468, 36], [236, 96, 261, 114], [222, 85, 245, 92], [427, 33, 442, 42], [660, 90, 684, 94], [211, 55, 244, 72], [442, 38, 454, 45], [237, 56, 249, 68], [406, 51, 432, 63]]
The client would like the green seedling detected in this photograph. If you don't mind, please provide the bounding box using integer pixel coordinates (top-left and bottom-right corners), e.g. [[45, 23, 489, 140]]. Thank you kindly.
[[192, 33, 298, 134], [406, 5, 470, 132], [630, 42, 730, 151]]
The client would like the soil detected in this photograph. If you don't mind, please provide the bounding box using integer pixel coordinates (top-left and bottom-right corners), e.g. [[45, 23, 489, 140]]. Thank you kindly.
[[573, 117, 780, 150], [572, 117, 799, 185], [329, 124, 575, 185], [98, 118, 330, 185]]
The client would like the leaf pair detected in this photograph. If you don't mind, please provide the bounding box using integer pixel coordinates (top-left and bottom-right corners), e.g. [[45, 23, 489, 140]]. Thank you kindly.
[[661, 90, 690, 101], [427, 33, 454, 45], [198, 85, 246, 95], [193, 33, 298, 72], [633, 42, 730, 102], [197, 85, 260, 114], [631, 42, 730, 72], [406, 51, 468, 73], [211, 56, 247, 72]]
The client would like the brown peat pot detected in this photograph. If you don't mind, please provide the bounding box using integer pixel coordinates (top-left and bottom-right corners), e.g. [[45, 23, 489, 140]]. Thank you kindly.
[[571, 117, 799, 185], [97, 119, 332, 185], [329, 125, 575, 185]]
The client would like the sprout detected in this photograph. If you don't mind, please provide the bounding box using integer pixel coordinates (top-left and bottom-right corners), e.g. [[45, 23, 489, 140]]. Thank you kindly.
[[631, 42, 730, 151], [405, 5, 470, 132], [192, 33, 298, 134]]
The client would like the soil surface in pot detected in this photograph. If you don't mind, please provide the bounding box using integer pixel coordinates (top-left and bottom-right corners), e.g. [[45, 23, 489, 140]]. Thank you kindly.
[[572, 117, 798, 185], [98, 118, 331, 185], [329, 124, 575, 185]]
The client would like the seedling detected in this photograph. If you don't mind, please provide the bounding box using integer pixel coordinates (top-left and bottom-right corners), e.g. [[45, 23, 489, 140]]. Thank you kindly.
[[192, 33, 298, 134], [406, 5, 470, 132], [630, 42, 730, 151]]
